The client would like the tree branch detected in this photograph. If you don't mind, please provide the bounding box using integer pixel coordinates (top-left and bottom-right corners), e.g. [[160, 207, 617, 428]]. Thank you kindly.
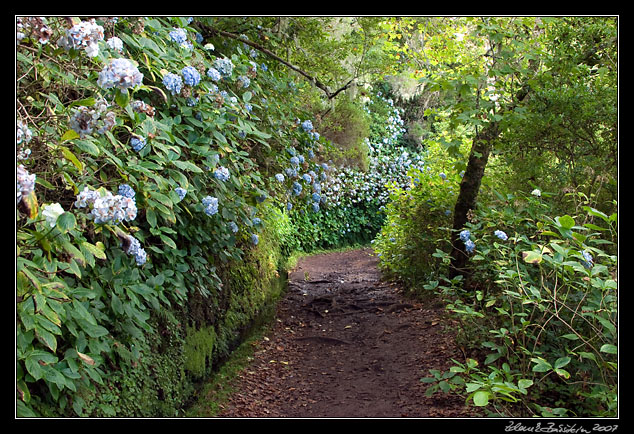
[[198, 24, 354, 100]]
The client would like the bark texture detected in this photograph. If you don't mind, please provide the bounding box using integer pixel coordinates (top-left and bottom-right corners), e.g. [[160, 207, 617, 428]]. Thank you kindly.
[[449, 121, 500, 279]]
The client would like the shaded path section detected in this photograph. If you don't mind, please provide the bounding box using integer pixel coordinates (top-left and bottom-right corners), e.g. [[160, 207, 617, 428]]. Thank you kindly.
[[215, 248, 476, 418]]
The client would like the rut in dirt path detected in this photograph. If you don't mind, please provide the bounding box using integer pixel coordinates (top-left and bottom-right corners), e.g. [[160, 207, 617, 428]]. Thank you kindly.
[[215, 248, 477, 418]]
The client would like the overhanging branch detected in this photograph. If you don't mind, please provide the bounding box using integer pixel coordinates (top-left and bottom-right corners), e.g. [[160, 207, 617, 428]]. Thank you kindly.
[[198, 25, 354, 100]]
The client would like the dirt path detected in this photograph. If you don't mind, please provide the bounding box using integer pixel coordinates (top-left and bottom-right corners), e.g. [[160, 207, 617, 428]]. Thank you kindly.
[[214, 248, 477, 418]]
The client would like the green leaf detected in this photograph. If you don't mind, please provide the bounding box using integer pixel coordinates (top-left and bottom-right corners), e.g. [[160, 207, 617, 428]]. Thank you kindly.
[[56, 212, 76, 232], [473, 390, 489, 406], [115, 88, 130, 108], [172, 160, 204, 173], [531, 357, 551, 372], [554, 357, 571, 369], [517, 379, 533, 390], [600, 344, 617, 355], [81, 241, 106, 260], [61, 130, 80, 142], [521, 250, 543, 264], [556, 215, 575, 230], [35, 326, 57, 352]]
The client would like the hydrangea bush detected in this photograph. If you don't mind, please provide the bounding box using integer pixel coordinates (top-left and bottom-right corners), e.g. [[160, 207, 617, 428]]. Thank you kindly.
[[420, 191, 617, 417], [288, 89, 427, 251], [16, 16, 331, 417]]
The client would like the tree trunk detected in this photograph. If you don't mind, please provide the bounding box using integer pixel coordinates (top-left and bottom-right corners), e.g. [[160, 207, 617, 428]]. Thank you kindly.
[[449, 121, 500, 279]]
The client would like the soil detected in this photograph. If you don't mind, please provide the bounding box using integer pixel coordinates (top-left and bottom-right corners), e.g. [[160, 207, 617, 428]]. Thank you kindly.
[[213, 247, 479, 418]]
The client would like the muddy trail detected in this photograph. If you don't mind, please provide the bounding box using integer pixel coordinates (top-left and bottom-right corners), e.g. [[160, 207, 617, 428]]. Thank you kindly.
[[213, 248, 478, 418]]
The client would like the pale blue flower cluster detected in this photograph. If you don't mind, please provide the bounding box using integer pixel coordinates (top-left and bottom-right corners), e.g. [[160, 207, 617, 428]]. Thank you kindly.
[[494, 230, 508, 241], [75, 186, 137, 224], [465, 240, 475, 253], [118, 184, 135, 199], [182, 66, 201, 86], [459, 230, 475, 253], [97, 58, 143, 90], [207, 67, 221, 82], [214, 166, 230, 181], [581, 250, 594, 269], [228, 221, 239, 233], [202, 196, 219, 216], [251, 233, 259, 245], [58, 18, 103, 57], [175, 187, 187, 200], [169, 27, 192, 49], [125, 235, 147, 266], [292, 181, 302, 196], [16, 164, 36, 204], [163, 73, 183, 95], [130, 135, 147, 152], [69, 99, 116, 138], [169, 28, 187, 44], [106, 36, 123, 52], [214, 57, 234, 78], [275, 173, 285, 182], [301, 120, 313, 132], [237, 75, 250, 88]]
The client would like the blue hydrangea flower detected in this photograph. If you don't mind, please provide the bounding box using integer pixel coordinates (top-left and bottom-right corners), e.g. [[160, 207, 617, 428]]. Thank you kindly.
[[292, 182, 302, 196], [228, 221, 238, 233], [163, 73, 183, 95], [16, 164, 36, 204], [169, 28, 187, 44], [311, 193, 321, 203], [214, 166, 230, 182], [301, 120, 313, 132], [207, 67, 221, 82], [202, 196, 218, 216], [302, 174, 312, 183], [124, 235, 147, 266], [581, 250, 594, 269], [298, 155, 305, 164], [286, 202, 293, 211], [275, 173, 285, 182], [181, 66, 201, 86], [290, 156, 300, 166], [311, 203, 320, 212], [459, 230, 471, 242], [118, 184, 135, 199], [214, 57, 234, 78], [130, 135, 146, 152], [252, 217, 262, 226], [494, 230, 508, 241], [97, 58, 143, 90], [81, 189, 137, 224], [175, 187, 187, 200], [465, 239, 475, 253], [237, 75, 250, 88], [251, 233, 259, 245]]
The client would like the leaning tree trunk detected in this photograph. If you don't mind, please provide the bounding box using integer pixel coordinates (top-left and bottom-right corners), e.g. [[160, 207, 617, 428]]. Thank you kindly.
[[449, 120, 500, 279]]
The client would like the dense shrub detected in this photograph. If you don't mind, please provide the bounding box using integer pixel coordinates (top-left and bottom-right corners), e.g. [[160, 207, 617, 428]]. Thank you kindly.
[[420, 190, 617, 416], [287, 88, 425, 251]]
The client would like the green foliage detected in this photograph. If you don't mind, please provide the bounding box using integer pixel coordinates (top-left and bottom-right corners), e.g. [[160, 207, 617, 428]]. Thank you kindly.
[[419, 191, 617, 417]]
